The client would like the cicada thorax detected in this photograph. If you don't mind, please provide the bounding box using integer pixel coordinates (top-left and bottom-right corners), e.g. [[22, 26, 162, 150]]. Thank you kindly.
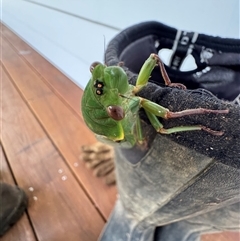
[[103, 66, 129, 94]]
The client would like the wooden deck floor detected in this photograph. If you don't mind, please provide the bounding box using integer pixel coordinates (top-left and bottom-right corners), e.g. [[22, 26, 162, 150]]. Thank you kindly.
[[1, 23, 239, 241]]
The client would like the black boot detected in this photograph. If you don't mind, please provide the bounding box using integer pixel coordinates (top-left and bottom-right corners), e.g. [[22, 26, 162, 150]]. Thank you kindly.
[[0, 182, 28, 236], [98, 21, 240, 241]]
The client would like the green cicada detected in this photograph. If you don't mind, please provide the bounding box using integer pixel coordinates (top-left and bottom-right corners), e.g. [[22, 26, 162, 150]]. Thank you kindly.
[[81, 54, 228, 147]]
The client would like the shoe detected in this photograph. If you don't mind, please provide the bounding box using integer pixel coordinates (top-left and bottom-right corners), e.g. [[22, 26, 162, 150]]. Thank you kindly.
[[0, 182, 28, 236], [105, 21, 240, 102], [98, 21, 240, 241]]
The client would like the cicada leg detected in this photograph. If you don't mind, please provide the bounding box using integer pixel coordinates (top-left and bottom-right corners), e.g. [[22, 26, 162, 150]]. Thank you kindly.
[[157, 57, 186, 89], [141, 99, 228, 136], [134, 54, 159, 93], [134, 53, 185, 94], [135, 115, 145, 144]]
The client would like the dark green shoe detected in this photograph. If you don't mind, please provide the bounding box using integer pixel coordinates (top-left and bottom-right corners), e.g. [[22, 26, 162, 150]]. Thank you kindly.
[[0, 182, 28, 236]]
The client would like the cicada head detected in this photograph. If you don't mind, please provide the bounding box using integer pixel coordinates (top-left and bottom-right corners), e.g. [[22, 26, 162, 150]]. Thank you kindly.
[[81, 62, 131, 143]]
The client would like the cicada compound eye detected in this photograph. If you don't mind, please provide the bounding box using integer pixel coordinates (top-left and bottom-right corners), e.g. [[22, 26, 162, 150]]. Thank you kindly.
[[107, 105, 125, 121], [90, 61, 101, 73]]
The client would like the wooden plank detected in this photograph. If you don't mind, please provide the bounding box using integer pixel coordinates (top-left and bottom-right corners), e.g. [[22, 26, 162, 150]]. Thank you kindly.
[[1, 67, 105, 241], [0, 145, 37, 241], [201, 232, 240, 241], [1, 36, 117, 219], [1, 23, 83, 118]]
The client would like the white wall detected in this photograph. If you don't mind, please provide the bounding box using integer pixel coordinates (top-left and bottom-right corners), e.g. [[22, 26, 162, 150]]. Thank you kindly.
[[1, 0, 239, 89]]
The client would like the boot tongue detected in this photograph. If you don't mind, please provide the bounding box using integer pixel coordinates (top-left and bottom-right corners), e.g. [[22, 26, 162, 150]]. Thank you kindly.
[[207, 51, 240, 66], [168, 30, 199, 70], [169, 30, 240, 69]]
